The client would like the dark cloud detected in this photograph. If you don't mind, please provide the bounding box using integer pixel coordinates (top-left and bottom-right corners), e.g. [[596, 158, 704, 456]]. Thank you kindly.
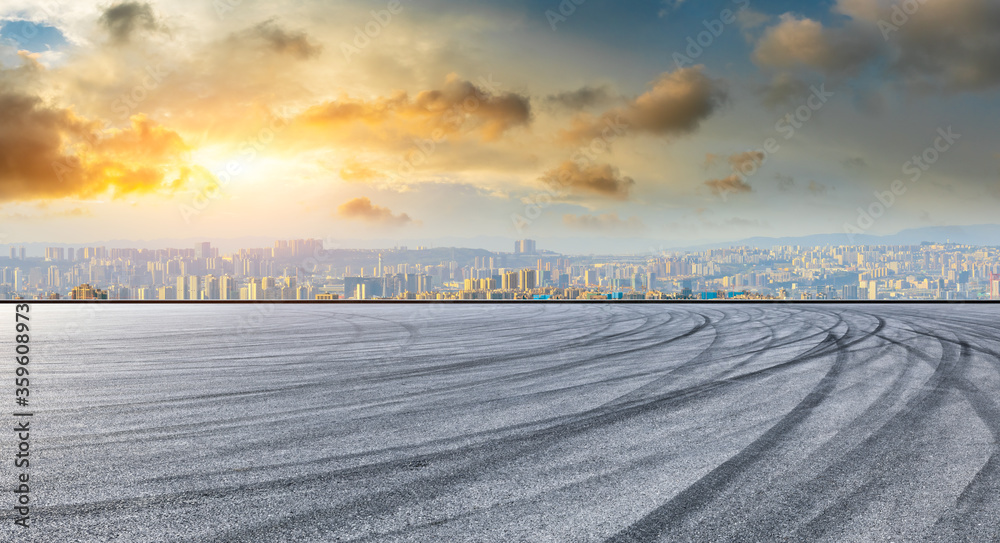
[[242, 19, 322, 59], [98, 2, 162, 44], [540, 161, 634, 200], [754, 0, 1000, 92], [544, 85, 614, 110], [337, 197, 412, 225], [559, 66, 726, 143]]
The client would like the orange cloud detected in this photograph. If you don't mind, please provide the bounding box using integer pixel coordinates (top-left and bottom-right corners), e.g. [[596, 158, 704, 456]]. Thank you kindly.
[[297, 74, 531, 144], [0, 81, 192, 202], [337, 197, 412, 225], [705, 174, 752, 196]]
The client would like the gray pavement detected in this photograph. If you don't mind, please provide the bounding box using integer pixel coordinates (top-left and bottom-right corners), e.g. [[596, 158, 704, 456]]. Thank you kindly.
[[3, 304, 999, 542]]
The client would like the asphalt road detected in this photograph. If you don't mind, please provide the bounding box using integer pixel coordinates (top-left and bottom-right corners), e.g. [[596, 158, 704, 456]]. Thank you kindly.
[[2, 304, 999, 542]]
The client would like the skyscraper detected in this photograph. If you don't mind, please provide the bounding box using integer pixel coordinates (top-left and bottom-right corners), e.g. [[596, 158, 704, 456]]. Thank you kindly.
[[519, 269, 537, 290], [195, 242, 211, 260], [47, 266, 61, 288], [514, 239, 536, 255], [220, 275, 236, 300]]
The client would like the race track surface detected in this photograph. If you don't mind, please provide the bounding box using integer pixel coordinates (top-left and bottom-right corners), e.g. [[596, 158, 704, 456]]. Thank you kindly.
[[5, 303, 1000, 542]]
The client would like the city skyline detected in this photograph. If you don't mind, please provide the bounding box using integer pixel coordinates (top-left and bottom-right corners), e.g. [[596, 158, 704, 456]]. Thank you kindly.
[[4, 237, 1000, 301], [2, 0, 1000, 246]]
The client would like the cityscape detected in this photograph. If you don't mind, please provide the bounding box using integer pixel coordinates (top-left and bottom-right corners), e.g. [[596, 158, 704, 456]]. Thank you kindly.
[[4, 238, 999, 301], [4, 0, 1000, 540]]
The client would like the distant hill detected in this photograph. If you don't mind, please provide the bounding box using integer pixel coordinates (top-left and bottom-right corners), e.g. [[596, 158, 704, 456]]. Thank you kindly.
[[708, 224, 1000, 250], [6, 225, 1000, 258]]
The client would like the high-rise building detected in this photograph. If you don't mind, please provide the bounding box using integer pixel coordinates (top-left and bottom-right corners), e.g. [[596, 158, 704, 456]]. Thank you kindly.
[[157, 286, 175, 300], [195, 242, 212, 260], [47, 266, 61, 288], [45, 247, 65, 261], [502, 271, 518, 290], [70, 284, 107, 300], [220, 275, 236, 300], [842, 284, 858, 300], [203, 275, 219, 300], [519, 269, 537, 291], [514, 239, 536, 255]]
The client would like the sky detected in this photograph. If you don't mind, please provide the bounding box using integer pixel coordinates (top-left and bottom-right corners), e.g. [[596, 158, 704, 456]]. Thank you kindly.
[[0, 0, 998, 248]]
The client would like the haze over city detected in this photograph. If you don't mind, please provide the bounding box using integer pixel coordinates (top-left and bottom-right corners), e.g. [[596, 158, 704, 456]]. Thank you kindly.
[[2, 0, 999, 247]]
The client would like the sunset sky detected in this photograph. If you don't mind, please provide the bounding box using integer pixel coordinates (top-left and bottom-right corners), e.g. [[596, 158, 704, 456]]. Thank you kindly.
[[1, 0, 998, 246]]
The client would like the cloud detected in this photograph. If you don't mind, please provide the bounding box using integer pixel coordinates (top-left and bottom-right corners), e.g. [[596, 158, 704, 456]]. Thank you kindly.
[[705, 174, 752, 196], [753, 0, 1000, 92], [0, 60, 191, 203], [339, 160, 382, 183], [98, 2, 164, 44], [563, 212, 645, 232], [759, 72, 812, 107], [727, 151, 765, 172], [753, 14, 882, 75], [234, 19, 322, 60], [544, 85, 614, 110], [337, 197, 412, 225], [559, 66, 726, 143], [298, 74, 531, 143], [540, 161, 634, 201]]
